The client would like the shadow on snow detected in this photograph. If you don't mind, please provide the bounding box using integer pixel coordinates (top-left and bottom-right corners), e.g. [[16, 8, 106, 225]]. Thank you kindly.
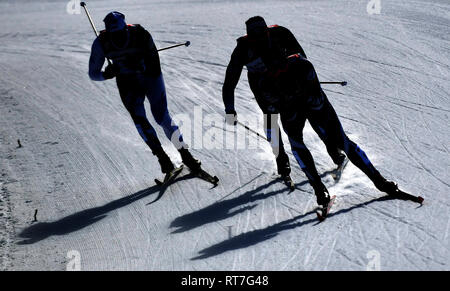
[[17, 182, 168, 245], [191, 195, 417, 260], [170, 170, 338, 234], [170, 177, 312, 234], [17, 170, 213, 244]]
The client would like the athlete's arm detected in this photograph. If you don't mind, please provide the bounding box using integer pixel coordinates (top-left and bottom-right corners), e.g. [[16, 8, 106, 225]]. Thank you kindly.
[[88, 38, 106, 81], [223, 44, 245, 113]]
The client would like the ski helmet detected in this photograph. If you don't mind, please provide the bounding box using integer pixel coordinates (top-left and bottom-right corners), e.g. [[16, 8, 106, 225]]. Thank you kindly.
[[104, 11, 126, 32], [245, 16, 268, 39]]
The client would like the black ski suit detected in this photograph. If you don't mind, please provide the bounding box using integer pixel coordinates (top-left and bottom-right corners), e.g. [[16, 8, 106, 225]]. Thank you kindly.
[[261, 54, 386, 197], [222, 25, 344, 175]]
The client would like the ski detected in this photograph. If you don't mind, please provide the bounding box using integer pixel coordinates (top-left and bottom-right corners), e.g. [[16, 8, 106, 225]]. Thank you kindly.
[[154, 165, 184, 186], [281, 175, 295, 192], [148, 165, 184, 205], [389, 188, 424, 204], [331, 157, 349, 182], [316, 195, 337, 222], [189, 167, 219, 186]]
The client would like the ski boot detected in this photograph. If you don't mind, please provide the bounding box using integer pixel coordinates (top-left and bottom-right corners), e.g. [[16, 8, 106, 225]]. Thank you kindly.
[[374, 177, 424, 204], [375, 177, 399, 196], [179, 148, 201, 172], [314, 184, 337, 221], [179, 148, 219, 185], [335, 152, 347, 168], [331, 148, 347, 167], [155, 150, 175, 174], [276, 151, 295, 190], [315, 185, 331, 208], [331, 154, 349, 181], [276, 151, 291, 177]]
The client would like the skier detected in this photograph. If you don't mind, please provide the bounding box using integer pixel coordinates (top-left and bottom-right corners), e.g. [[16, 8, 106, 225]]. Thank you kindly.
[[222, 16, 346, 180], [257, 53, 400, 211], [88, 11, 201, 176]]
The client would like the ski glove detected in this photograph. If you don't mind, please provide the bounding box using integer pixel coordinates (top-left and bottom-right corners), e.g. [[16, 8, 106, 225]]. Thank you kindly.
[[225, 110, 237, 126], [102, 64, 118, 80]]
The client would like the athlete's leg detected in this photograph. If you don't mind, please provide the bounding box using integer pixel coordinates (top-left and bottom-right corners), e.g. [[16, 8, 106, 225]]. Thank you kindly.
[[309, 117, 346, 166], [117, 76, 163, 153], [117, 75, 174, 173], [264, 113, 291, 176], [144, 74, 200, 171], [144, 74, 186, 150], [250, 74, 291, 176], [308, 97, 388, 189], [281, 111, 328, 203]]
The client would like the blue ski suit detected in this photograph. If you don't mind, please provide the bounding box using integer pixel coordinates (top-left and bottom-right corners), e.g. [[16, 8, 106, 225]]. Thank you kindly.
[[88, 24, 185, 155]]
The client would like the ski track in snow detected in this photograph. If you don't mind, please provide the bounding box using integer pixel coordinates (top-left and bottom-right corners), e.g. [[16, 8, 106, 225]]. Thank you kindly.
[[0, 0, 449, 270]]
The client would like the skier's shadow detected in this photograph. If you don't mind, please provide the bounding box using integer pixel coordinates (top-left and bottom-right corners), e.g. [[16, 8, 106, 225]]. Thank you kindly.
[[170, 177, 311, 234], [170, 168, 338, 234], [17, 184, 162, 245], [146, 172, 218, 206], [191, 195, 408, 260]]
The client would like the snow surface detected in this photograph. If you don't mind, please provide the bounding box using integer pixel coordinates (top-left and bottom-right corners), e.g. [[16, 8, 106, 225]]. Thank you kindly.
[[0, 0, 449, 270]]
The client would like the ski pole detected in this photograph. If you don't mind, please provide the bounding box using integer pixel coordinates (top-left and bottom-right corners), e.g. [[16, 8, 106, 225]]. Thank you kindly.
[[81, 2, 189, 54], [80, 2, 112, 65], [320, 81, 347, 86], [158, 41, 190, 52], [80, 2, 99, 36], [236, 121, 268, 141]]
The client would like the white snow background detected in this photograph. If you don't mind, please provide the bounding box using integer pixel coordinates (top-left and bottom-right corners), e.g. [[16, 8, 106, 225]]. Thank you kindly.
[[0, 0, 449, 270]]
